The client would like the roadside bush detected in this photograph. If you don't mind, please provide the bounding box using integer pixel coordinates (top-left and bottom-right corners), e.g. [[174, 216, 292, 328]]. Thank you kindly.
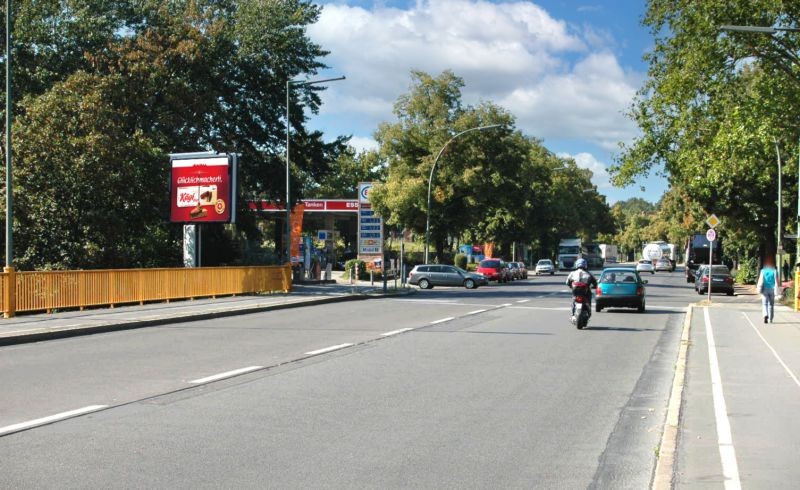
[[780, 282, 794, 307], [466, 263, 477, 271], [454, 253, 468, 270], [735, 257, 758, 284], [343, 259, 368, 280]]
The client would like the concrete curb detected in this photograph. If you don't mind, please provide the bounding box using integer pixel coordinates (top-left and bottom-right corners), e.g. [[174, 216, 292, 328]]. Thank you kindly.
[[652, 304, 693, 490], [0, 290, 413, 347]]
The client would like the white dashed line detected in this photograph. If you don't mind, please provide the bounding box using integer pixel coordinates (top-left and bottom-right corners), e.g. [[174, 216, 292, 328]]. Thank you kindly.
[[0, 405, 108, 436], [430, 317, 455, 325], [516, 299, 530, 303], [499, 303, 513, 307], [381, 328, 414, 337], [742, 313, 800, 388], [190, 366, 264, 384], [304, 343, 354, 356], [703, 307, 742, 489], [467, 309, 487, 315]]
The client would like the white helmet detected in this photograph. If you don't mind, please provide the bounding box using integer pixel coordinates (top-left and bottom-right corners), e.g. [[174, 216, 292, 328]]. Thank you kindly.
[[575, 258, 588, 270]]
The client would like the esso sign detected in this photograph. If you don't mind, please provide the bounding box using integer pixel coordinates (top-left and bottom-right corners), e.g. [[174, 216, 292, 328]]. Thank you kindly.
[[644, 243, 663, 261], [706, 228, 716, 242], [358, 182, 373, 204]]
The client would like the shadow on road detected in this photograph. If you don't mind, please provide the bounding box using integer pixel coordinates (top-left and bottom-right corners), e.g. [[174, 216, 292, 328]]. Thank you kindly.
[[582, 326, 665, 332]]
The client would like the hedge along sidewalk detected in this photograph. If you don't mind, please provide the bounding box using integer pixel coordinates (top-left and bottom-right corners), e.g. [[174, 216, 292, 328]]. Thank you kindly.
[[0, 283, 413, 346]]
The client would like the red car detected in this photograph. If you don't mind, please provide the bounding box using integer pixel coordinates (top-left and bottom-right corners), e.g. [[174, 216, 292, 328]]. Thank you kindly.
[[477, 258, 510, 283]]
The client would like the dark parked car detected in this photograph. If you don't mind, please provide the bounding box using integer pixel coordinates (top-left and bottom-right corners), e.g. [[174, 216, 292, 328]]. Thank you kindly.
[[696, 265, 735, 296], [693, 265, 709, 292], [595, 268, 647, 312], [477, 259, 511, 282], [516, 262, 529, 279], [507, 262, 522, 280], [408, 264, 488, 289]]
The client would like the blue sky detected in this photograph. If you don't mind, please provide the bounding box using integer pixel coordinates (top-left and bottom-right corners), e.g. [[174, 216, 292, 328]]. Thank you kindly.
[[304, 0, 667, 204]]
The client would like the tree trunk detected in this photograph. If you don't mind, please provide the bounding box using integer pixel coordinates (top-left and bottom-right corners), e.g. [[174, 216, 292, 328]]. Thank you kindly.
[[435, 238, 445, 263]]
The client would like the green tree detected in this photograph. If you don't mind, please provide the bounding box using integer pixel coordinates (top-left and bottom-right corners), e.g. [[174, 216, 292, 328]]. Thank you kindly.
[[309, 148, 386, 199], [1, 0, 342, 268], [612, 0, 800, 260]]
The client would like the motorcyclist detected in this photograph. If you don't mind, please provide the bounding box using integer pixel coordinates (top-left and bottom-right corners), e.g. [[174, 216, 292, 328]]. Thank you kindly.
[[566, 258, 598, 317]]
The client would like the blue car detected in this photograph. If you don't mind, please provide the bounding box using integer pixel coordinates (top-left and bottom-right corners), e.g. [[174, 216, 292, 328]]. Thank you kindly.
[[595, 267, 647, 313]]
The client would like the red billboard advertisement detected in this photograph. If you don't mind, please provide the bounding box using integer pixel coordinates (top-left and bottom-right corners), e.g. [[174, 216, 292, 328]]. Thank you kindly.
[[170, 155, 236, 223]]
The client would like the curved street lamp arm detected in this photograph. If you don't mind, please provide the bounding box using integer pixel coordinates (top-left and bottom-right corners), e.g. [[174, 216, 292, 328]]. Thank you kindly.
[[424, 124, 502, 263]]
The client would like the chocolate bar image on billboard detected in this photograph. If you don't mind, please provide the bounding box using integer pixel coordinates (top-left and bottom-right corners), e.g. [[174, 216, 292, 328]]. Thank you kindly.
[[189, 205, 208, 219]]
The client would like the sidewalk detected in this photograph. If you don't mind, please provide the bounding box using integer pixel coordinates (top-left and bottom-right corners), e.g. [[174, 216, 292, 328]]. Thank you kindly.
[[674, 298, 800, 488], [0, 279, 412, 346]]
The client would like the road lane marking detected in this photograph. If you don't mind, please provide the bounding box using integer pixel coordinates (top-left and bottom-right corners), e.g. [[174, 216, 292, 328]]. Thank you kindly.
[[381, 328, 414, 337], [430, 317, 455, 325], [499, 303, 513, 307], [0, 405, 108, 436], [190, 366, 264, 384], [304, 343, 354, 356], [516, 299, 530, 303], [466, 309, 487, 315], [703, 307, 742, 490], [742, 313, 800, 388]]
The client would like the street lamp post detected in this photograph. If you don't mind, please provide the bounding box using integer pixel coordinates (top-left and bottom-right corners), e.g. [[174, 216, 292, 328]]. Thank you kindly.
[[284, 75, 345, 264], [424, 124, 501, 264], [775, 139, 783, 282], [720, 24, 800, 272], [5, 0, 12, 270]]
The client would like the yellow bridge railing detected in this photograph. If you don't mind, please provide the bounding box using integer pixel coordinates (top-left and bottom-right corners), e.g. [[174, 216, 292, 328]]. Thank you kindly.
[[0, 265, 292, 317]]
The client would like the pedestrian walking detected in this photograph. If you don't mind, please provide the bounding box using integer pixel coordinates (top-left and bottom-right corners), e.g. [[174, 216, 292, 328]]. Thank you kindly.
[[757, 257, 779, 324], [783, 261, 790, 282]]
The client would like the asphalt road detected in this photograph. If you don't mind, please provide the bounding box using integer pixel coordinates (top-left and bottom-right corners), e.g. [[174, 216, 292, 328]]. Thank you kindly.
[[1, 268, 707, 488]]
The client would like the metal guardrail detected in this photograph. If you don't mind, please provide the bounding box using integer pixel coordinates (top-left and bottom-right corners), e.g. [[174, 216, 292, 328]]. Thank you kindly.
[[0, 265, 292, 317]]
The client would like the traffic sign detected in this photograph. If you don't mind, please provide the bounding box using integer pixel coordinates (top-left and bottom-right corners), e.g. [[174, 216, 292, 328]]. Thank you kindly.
[[706, 214, 720, 228], [706, 228, 716, 242]]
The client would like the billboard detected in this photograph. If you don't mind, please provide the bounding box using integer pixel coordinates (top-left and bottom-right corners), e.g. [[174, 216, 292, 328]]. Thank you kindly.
[[170, 154, 236, 223]]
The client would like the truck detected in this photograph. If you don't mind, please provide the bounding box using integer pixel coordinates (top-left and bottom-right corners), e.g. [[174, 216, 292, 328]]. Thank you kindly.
[[584, 243, 605, 269], [684, 234, 723, 283], [599, 244, 618, 264], [557, 238, 582, 271], [643, 241, 678, 270]]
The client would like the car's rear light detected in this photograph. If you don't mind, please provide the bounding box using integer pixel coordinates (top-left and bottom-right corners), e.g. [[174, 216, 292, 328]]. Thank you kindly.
[[701, 276, 709, 283], [725, 277, 733, 283], [637, 286, 643, 295], [596, 287, 602, 296]]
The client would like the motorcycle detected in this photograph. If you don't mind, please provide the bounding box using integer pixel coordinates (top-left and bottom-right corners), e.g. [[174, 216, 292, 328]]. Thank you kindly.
[[570, 281, 591, 330]]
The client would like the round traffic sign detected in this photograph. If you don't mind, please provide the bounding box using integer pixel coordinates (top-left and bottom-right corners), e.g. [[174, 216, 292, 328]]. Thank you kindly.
[[706, 228, 716, 242]]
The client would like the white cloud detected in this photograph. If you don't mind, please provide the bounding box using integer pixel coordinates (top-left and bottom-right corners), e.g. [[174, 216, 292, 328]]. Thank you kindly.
[[557, 151, 613, 189], [309, 0, 641, 149], [348, 136, 379, 153], [501, 51, 640, 150]]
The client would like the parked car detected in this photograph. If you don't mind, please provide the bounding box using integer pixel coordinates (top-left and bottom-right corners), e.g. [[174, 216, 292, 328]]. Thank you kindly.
[[507, 262, 522, 280], [655, 257, 673, 272], [516, 262, 529, 279], [535, 259, 555, 275], [595, 268, 647, 312], [636, 259, 655, 274], [693, 265, 709, 292], [696, 265, 735, 296], [408, 264, 488, 290], [477, 258, 510, 282]]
